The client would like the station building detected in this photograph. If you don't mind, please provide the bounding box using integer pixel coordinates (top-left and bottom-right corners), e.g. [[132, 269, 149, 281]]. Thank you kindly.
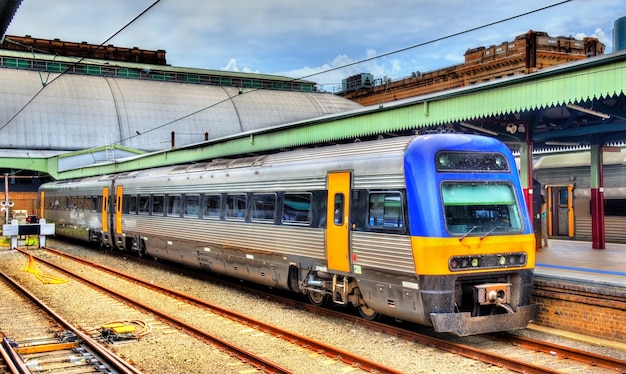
[[339, 30, 605, 106]]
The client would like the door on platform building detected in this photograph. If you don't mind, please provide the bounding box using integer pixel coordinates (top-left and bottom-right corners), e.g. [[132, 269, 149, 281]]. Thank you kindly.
[[325, 171, 351, 273], [546, 185, 574, 238]]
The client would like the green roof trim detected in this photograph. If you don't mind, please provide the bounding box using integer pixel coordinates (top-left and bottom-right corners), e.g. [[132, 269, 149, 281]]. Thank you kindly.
[[57, 144, 145, 159], [48, 51, 626, 180]]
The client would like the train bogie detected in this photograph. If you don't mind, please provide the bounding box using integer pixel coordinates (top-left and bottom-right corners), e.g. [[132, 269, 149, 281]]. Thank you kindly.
[[39, 134, 538, 336]]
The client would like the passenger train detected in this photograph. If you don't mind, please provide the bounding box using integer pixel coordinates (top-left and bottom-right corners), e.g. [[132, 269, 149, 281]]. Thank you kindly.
[[532, 148, 626, 243], [38, 134, 538, 336]]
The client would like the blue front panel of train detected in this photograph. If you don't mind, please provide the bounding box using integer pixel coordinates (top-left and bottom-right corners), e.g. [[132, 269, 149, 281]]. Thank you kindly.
[[403, 134, 533, 237]]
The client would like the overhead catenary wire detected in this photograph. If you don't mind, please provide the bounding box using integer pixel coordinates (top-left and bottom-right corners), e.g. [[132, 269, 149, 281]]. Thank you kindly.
[[0, 1, 572, 146], [0, 0, 162, 133], [111, 0, 573, 146]]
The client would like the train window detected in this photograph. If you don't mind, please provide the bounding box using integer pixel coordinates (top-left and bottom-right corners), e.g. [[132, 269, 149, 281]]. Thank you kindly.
[[138, 195, 150, 214], [184, 194, 200, 217], [334, 194, 344, 225], [167, 195, 182, 216], [368, 192, 404, 229], [122, 195, 131, 214], [204, 194, 222, 219], [436, 152, 509, 172], [71, 197, 78, 210], [605, 199, 626, 216], [76, 197, 85, 211], [84, 196, 94, 211], [251, 193, 276, 222], [95, 196, 103, 213], [129, 195, 138, 214], [226, 194, 247, 220], [152, 195, 165, 215], [282, 193, 312, 225], [558, 188, 569, 206], [442, 182, 523, 235]]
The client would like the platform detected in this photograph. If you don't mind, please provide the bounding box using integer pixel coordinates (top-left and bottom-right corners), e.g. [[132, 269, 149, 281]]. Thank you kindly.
[[535, 239, 626, 288]]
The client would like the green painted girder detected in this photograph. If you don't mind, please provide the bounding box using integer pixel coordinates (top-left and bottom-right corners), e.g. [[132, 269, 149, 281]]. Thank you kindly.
[[54, 51, 626, 180], [0, 157, 52, 174]]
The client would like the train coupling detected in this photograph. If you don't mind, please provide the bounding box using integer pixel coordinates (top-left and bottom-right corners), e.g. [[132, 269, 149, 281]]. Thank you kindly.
[[475, 283, 510, 306], [430, 282, 538, 336]]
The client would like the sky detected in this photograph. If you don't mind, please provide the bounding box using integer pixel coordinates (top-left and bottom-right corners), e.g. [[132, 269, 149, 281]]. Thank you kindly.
[[5, 0, 626, 92]]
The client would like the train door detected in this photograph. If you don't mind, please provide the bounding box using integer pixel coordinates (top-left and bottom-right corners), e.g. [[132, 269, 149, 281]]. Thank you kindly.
[[546, 185, 574, 238], [101, 186, 110, 245], [39, 191, 45, 220], [114, 184, 124, 248], [325, 171, 351, 273]]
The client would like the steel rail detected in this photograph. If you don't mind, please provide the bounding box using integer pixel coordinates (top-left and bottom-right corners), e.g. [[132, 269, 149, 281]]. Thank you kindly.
[[0, 270, 141, 374], [36, 246, 402, 374], [41, 245, 624, 374], [1, 337, 28, 374], [492, 333, 626, 372], [15, 249, 290, 374]]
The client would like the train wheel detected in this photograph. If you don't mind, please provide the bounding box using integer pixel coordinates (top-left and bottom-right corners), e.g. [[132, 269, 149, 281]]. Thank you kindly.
[[308, 291, 329, 307], [357, 304, 380, 321]]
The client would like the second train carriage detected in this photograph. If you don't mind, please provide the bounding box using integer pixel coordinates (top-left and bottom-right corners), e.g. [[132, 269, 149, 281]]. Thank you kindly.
[[39, 134, 538, 336], [532, 149, 626, 243]]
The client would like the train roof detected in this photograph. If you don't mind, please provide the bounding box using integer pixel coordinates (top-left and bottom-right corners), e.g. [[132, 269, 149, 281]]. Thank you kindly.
[[532, 148, 626, 169]]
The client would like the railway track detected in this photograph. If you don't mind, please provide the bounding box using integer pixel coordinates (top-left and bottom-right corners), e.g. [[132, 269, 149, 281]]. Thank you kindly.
[[7, 243, 626, 373], [0, 269, 140, 374], [12, 247, 403, 374], [43, 243, 626, 374]]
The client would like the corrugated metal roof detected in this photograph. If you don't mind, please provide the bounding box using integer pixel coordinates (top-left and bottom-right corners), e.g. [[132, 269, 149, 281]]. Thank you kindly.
[[0, 65, 361, 152], [50, 49, 626, 180]]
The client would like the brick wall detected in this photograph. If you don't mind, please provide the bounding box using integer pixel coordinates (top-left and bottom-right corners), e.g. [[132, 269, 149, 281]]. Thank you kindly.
[[0, 191, 38, 224], [533, 278, 626, 343]]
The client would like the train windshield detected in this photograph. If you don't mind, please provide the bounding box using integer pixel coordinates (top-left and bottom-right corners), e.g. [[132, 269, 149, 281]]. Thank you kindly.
[[441, 182, 523, 236]]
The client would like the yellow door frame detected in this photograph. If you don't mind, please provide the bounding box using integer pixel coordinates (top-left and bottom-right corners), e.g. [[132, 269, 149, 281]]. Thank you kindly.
[[102, 186, 109, 234], [325, 171, 351, 273], [39, 191, 45, 219], [115, 185, 123, 235], [545, 184, 574, 238]]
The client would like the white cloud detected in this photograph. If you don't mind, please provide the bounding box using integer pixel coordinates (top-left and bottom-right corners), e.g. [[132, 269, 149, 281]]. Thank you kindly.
[[6, 0, 626, 86]]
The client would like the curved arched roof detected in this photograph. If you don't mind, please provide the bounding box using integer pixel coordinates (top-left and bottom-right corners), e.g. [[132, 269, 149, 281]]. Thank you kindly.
[[0, 66, 361, 152]]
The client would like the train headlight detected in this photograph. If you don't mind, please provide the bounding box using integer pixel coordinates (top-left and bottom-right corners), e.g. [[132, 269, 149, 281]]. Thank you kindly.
[[449, 252, 528, 271], [437, 154, 450, 168], [495, 155, 506, 168]]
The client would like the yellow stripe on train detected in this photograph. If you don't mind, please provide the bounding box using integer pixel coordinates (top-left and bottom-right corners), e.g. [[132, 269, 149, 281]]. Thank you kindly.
[[411, 233, 536, 275]]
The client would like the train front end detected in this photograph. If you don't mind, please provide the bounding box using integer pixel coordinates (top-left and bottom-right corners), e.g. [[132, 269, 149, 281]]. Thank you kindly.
[[405, 134, 538, 336]]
